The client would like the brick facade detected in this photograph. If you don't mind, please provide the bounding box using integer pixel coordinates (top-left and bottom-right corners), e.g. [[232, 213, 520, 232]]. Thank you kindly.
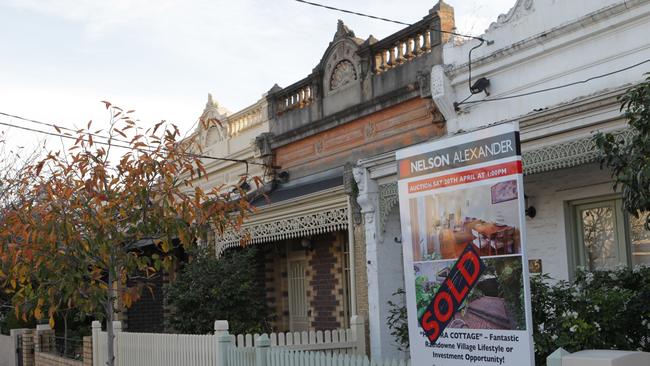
[[34, 352, 83, 366], [275, 98, 445, 179], [20, 328, 91, 366], [263, 231, 349, 332], [308, 233, 340, 329]]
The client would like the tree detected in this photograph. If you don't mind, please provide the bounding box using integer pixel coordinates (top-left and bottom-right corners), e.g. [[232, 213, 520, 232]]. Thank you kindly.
[[595, 73, 650, 230], [164, 246, 270, 335], [0, 103, 254, 365], [0, 130, 43, 334]]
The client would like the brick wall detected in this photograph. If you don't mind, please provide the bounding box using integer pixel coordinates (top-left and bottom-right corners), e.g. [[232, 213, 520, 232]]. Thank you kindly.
[[264, 244, 289, 331], [21, 330, 34, 366], [263, 231, 350, 332], [308, 233, 340, 330], [34, 352, 82, 366], [333, 232, 350, 328], [21, 328, 91, 366], [275, 98, 445, 180]]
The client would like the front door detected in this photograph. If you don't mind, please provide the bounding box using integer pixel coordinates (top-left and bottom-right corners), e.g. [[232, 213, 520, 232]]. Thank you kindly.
[[288, 258, 309, 332]]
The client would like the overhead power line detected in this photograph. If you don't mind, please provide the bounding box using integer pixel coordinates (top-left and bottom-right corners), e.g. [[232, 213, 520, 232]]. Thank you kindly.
[[0, 111, 134, 146], [455, 59, 650, 107], [0, 113, 268, 167], [293, 0, 486, 41]]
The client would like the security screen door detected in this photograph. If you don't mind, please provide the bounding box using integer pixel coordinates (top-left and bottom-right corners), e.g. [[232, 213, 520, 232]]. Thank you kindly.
[[288, 258, 309, 332]]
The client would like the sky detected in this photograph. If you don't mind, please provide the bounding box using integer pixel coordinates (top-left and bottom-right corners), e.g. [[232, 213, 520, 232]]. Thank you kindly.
[[0, 0, 515, 153]]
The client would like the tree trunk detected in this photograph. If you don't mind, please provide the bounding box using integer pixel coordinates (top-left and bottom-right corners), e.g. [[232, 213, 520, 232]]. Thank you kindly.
[[64, 312, 68, 357], [106, 269, 115, 366]]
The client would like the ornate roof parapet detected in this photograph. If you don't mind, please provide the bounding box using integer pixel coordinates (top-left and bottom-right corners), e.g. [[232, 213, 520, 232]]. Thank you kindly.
[[267, 5, 452, 143], [333, 19, 356, 41], [198, 93, 230, 144], [487, 0, 534, 33], [193, 93, 269, 152], [363, 8, 450, 74], [227, 100, 266, 137]]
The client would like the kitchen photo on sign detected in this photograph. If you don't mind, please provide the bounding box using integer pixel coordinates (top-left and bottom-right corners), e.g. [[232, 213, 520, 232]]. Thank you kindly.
[[409, 180, 521, 261], [413, 256, 526, 331]]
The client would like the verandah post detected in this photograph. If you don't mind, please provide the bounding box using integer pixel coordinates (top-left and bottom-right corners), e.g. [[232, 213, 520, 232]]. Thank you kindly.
[[350, 315, 366, 355]]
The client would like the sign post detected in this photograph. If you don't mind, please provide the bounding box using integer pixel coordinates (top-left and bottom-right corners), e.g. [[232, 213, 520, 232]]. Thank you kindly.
[[397, 122, 534, 366]]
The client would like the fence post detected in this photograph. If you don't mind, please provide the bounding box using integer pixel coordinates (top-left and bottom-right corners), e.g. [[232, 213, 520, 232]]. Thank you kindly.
[[34, 324, 54, 354], [350, 315, 366, 355], [10, 328, 29, 366], [91, 321, 101, 366], [215, 320, 230, 364], [217, 333, 232, 366], [83, 336, 93, 366], [214, 320, 229, 338], [21, 330, 35, 366], [547, 347, 570, 366], [255, 334, 270, 366]]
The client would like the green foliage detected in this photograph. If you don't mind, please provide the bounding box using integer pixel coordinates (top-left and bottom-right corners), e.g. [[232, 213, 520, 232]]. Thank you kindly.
[[387, 266, 650, 363], [0, 306, 35, 335], [595, 73, 650, 230], [496, 259, 525, 330], [164, 247, 270, 335], [414, 275, 439, 319], [532, 265, 650, 365], [386, 288, 409, 352]]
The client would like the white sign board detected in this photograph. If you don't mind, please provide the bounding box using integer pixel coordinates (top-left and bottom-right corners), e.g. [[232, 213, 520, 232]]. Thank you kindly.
[[396, 122, 534, 366]]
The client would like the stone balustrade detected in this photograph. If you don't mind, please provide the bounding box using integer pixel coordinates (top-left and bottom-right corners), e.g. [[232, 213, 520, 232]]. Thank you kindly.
[[368, 13, 441, 75], [373, 29, 434, 74], [267, 4, 450, 133], [275, 78, 314, 114], [228, 105, 264, 136]]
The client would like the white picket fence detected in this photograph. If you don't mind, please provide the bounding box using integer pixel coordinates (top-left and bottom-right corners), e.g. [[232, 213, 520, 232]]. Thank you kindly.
[[230, 316, 363, 354], [91, 316, 384, 366], [222, 336, 410, 366]]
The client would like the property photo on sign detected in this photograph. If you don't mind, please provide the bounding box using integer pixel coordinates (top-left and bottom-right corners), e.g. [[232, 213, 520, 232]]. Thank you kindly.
[[397, 123, 535, 366], [417, 243, 486, 343]]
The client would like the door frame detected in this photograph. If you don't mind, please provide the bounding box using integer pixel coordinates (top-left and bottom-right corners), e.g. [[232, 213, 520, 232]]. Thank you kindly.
[[286, 246, 309, 332]]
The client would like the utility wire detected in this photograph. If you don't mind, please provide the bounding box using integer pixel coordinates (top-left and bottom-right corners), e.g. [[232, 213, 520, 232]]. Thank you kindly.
[[294, 0, 409, 26], [293, 0, 486, 41], [0, 114, 268, 167], [0, 111, 134, 146], [456, 59, 650, 107]]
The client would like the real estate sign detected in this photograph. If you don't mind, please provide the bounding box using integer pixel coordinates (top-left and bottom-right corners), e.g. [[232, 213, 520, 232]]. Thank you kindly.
[[396, 122, 534, 366]]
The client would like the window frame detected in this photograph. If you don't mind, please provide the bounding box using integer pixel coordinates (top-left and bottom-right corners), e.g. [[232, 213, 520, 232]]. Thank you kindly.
[[566, 194, 634, 276]]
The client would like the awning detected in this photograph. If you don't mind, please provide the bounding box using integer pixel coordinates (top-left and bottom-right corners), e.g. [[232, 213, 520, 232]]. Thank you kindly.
[[521, 128, 634, 175], [216, 171, 349, 254]]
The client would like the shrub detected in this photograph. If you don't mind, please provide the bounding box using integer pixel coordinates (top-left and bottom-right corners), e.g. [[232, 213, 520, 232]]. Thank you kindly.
[[164, 246, 271, 335], [532, 265, 650, 364], [386, 289, 409, 351], [387, 265, 650, 363]]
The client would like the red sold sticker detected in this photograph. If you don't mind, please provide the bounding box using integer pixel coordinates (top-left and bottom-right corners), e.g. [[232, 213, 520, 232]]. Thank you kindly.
[[419, 244, 486, 343]]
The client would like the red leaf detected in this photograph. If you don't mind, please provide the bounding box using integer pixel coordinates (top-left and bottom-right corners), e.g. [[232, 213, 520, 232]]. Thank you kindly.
[[101, 101, 112, 109]]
